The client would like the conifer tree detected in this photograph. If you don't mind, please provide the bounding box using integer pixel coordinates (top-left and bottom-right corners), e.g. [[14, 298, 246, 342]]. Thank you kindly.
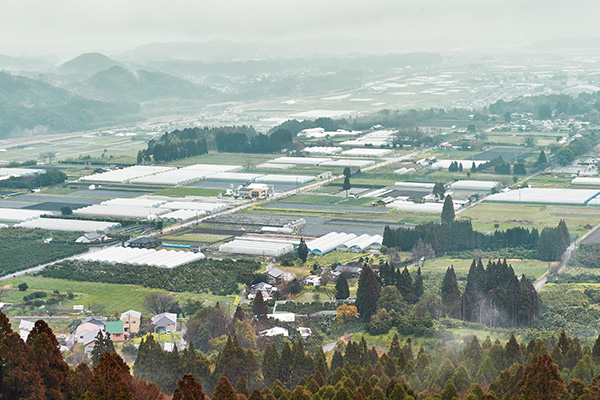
[[212, 376, 236, 400], [441, 195, 455, 224], [331, 350, 344, 372], [262, 344, 280, 386], [0, 329, 46, 400], [27, 319, 72, 400], [413, 267, 424, 299], [356, 265, 380, 322], [91, 329, 116, 367], [537, 150, 548, 166], [298, 238, 309, 264], [441, 266, 461, 318], [471, 162, 477, 173], [72, 363, 93, 399], [389, 334, 402, 359], [252, 291, 268, 320], [335, 275, 350, 300], [236, 376, 250, 397], [517, 355, 566, 400], [173, 374, 206, 400], [249, 389, 265, 400], [85, 352, 134, 400], [343, 176, 352, 197], [505, 334, 522, 365], [279, 342, 294, 387]]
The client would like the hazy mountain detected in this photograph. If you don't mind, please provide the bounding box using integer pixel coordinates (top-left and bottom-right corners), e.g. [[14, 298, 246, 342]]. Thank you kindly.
[[0, 54, 54, 72], [75, 66, 213, 103], [120, 39, 295, 63], [0, 71, 140, 137], [56, 52, 122, 77]]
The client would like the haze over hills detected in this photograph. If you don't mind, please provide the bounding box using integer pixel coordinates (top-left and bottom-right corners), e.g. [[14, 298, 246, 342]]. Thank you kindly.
[[55, 52, 123, 78], [74, 66, 214, 103], [0, 71, 140, 137]]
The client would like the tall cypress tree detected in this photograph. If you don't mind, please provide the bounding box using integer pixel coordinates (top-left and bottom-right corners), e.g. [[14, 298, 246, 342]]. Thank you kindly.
[[356, 265, 381, 322], [262, 344, 280, 387], [173, 374, 206, 400], [441, 195, 455, 224], [413, 267, 424, 299], [557, 220, 570, 248], [441, 266, 461, 318], [91, 330, 116, 367], [335, 275, 350, 300], [298, 238, 309, 264], [252, 291, 268, 320]]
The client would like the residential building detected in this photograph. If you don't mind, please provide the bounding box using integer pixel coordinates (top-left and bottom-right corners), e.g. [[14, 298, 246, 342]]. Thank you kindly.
[[19, 320, 35, 341], [259, 327, 289, 337], [151, 313, 177, 332], [120, 310, 141, 335], [105, 321, 125, 342], [129, 237, 159, 249], [83, 316, 107, 326], [266, 267, 293, 283], [248, 282, 277, 300]]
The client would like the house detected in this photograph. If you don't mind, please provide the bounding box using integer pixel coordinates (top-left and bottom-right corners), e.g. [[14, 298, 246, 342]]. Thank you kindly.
[[83, 316, 107, 326], [75, 232, 104, 243], [120, 310, 141, 335], [105, 321, 125, 342], [82, 329, 99, 353], [151, 313, 177, 333], [75, 322, 101, 344], [331, 265, 362, 280], [248, 282, 277, 300], [298, 327, 312, 339], [304, 275, 321, 286], [266, 267, 293, 283], [129, 237, 159, 249], [259, 327, 289, 337], [19, 320, 35, 341]]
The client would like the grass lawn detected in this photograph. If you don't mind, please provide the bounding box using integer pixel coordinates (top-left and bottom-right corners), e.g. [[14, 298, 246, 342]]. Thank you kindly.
[[460, 203, 596, 238], [153, 187, 224, 197], [418, 256, 550, 280], [309, 251, 369, 267], [132, 332, 181, 344], [1, 275, 234, 316]]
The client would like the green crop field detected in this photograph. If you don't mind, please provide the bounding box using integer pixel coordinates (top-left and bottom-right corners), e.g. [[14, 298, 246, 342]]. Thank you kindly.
[[460, 203, 595, 238], [417, 256, 550, 280], [1, 275, 232, 316]]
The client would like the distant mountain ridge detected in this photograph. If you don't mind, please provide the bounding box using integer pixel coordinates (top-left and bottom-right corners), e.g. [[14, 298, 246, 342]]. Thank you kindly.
[[0, 71, 140, 137], [56, 52, 122, 77]]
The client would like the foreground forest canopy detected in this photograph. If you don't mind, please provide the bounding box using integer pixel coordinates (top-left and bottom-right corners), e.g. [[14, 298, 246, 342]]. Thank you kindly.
[[6, 309, 600, 400]]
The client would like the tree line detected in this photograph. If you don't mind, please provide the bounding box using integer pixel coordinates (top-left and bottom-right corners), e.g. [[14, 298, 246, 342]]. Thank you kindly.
[[383, 220, 570, 261], [0, 169, 67, 189], [215, 129, 292, 153]]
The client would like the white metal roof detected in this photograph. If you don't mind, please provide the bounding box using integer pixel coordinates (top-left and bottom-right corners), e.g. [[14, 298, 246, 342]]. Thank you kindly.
[[15, 218, 121, 232]]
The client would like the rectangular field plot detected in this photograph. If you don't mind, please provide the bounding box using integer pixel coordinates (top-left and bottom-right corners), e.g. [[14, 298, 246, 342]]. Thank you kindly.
[[460, 203, 599, 238]]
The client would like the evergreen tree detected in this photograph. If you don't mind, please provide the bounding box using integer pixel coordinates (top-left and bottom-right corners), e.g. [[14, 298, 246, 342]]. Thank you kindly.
[[356, 265, 381, 322], [173, 374, 206, 400], [389, 334, 402, 359], [343, 167, 351, 179], [471, 162, 477, 173], [413, 267, 424, 299], [505, 334, 522, 365], [335, 275, 350, 300], [441, 267, 461, 318], [298, 238, 309, 264], [395, 267, 416, 304], [557, 220, 570, 248], [343, 176, 352, 196], [517, 355, 566, 400], [85, 352, 134, 400], [441, 195, 455, 224], [236, 376, 250, 397], [252, 291, 268, 320], [537, 150, 548, 166], [459, 163, 463, 172], [212, 376, 236, 400], [433, 182, 445, 200], [27, 320, 72, 400], [91, 329, 116, 367], [262, 344, 280, 386]]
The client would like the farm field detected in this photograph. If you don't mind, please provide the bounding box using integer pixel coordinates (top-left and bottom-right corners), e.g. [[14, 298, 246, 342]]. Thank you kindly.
[[459, 203, 597, 238], [1, 275, 230, 316]]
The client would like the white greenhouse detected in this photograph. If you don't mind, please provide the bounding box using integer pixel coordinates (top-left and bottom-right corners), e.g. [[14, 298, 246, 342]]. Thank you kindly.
[[341, 148, 393, 157], [219, 238, 293, 257], [485, 188, 600, 206], [102, 198, 168, 208], [74, 247, 205, 268], [319, 159, 375, 168], [394, 182, 435, 190], [255, 174, 316, 185], [159, 209, 203, 222], [0, 168, 46, 179], [205, 172, 264, 182], [160, 201, 229, 213], [0, 208, 52, 222], [307, 232, 357, 256], [80, 166, 175, 183], [450, 180, 500, 192], [270, 157, 332, 166], [336, 234, 383, 252], [572, 177, 600, 186], [386, 201, 450, 213], [130, 164, 242, 185], [73, 204, 170, 220], [303, 147, 342, 155], [15, 218, 121, 232]]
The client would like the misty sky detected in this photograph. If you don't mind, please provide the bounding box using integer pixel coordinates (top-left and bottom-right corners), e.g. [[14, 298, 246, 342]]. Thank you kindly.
[[2, 0, 600, 57]]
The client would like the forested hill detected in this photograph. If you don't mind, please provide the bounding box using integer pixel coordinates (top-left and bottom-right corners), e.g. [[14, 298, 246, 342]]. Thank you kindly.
[[75, 66, 214, 103], [0, 71, 140, 137]]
